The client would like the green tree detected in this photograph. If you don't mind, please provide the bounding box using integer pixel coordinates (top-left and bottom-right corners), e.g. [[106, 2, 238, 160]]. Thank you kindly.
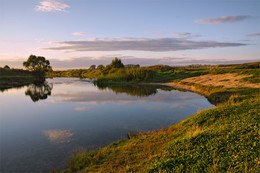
[[4, 65, 10, 69], [89, 65, 96, 70], [97, 65, 105, 71], [109, 58, 124, 68], [23, 55, 52, 76]]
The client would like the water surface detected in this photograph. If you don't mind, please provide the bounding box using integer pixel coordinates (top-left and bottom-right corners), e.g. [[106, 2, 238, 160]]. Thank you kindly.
[[0, 78, 214, 172]]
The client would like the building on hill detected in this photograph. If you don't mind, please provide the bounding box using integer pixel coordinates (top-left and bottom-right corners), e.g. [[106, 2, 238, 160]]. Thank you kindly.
[[125, 64, 140, 68]]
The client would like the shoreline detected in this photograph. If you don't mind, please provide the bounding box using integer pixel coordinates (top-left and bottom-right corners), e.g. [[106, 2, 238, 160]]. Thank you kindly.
[[161, 81, 210, 96]]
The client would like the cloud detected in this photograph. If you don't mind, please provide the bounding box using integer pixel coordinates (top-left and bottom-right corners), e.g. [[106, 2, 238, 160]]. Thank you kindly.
[[147, 31, 167, 34], [35, 0, 69, 12], [246, 33, 260, 37], [238, 39, 251, 42], [148, 31, 201, 38], [171, 32, 201, 38], [72, 32, 88, 36], [195, 15, 250, 24], [42, 37, 246, 52], [75, 107, 92, 111], [43, 129, 74, 143]]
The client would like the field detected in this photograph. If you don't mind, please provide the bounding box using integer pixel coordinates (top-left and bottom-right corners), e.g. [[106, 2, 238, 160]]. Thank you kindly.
[[181, 73, 259, 88]]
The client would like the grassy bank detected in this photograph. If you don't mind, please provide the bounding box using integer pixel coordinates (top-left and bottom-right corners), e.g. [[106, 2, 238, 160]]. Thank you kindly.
[[47, 62, 259, 85], [57, 62, 259, 173], [0, 68, 45, 91]]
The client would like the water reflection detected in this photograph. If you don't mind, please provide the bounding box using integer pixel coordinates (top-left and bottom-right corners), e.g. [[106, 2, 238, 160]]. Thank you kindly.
[[95, 83, 174, 97], [25, 82, 53, 102], [75, 107, 92, 111], [170, 102, 202, 112], [51, 84, 202, 106], [43, 129, 74, 144]]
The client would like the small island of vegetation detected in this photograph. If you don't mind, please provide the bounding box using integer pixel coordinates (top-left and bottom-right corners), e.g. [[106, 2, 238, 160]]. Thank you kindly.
[[0, 55, 52, 91]]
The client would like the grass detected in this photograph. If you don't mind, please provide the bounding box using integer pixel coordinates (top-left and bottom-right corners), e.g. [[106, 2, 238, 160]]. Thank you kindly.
[[150, 97, 259, 173], [56, 62, 260, 173], [46, 62, 260, 84]]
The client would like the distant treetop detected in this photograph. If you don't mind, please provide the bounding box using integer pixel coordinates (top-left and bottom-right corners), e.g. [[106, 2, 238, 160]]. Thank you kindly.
[[4, 65, 10, 69], [109, 57, 124, 68]]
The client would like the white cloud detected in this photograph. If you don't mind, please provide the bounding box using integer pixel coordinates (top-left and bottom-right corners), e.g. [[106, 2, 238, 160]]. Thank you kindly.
[[171, 32, 201, 38], [42, 37, 246, 52], [72, 32, 88, 36], [35, 0, 69, 12], [246, 33, 260, 37], [195, 15, 250, 24], [148, 31, 201, 39]]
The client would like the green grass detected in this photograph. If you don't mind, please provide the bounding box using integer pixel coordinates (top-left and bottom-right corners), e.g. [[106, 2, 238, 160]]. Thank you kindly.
[[46, 62, 260, 85], [150, 97, 259, 173]]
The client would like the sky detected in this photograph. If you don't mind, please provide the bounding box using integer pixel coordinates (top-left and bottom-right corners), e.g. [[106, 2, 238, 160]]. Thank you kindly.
[[0, 0, 259, 69]]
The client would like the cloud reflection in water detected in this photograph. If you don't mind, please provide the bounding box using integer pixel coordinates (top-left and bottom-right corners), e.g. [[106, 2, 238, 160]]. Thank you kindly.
[[75, 107, 92, 111], [43, 129, 74, 144]]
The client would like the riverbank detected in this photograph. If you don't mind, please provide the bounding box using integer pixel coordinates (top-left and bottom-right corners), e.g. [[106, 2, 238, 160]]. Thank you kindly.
[[58, 66, 259, 172], [0, 68, 45, 91]]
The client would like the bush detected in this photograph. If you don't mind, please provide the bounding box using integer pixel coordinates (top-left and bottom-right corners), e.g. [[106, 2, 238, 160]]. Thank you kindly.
[[97, 68, 156, 84]]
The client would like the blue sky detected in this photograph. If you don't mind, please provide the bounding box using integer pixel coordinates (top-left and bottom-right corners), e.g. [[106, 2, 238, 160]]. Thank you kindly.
[[0, 0, 259, 69]]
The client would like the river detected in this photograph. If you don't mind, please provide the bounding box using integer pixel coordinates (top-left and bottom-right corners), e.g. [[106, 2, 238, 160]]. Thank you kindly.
[[0, 78, 214, 172]]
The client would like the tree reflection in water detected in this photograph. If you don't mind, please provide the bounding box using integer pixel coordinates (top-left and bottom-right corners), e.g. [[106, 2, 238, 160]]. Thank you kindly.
[[25, 82, 53, 102], [95, 83, 174, 97]]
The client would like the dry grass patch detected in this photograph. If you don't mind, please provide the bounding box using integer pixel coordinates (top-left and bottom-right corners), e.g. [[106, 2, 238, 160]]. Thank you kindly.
[[182, 73, 260, 88]]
